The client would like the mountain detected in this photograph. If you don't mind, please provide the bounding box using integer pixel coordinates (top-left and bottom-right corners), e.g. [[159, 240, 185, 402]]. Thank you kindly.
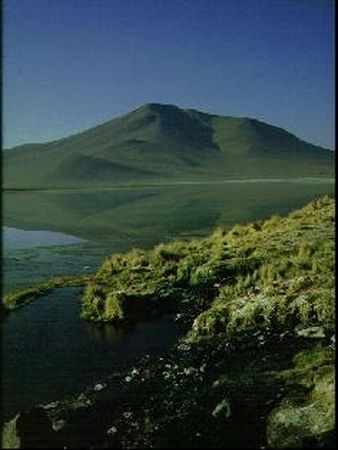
[[3, 103, 334, 188]]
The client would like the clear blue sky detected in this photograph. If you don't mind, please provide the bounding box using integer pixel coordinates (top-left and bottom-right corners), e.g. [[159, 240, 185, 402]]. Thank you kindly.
[[3, 0, 335, 149]]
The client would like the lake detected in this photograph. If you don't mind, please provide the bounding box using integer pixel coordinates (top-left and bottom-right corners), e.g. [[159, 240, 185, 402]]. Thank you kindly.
[[2, 180, 334, 421], [3, 227, 85, 250]]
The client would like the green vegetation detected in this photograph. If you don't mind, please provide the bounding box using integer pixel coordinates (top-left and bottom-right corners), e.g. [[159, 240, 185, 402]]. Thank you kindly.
[[80, 236, 218, 321], [4, 103, 334, 189], [2, 415, 21, 449], [2, 274, 92, 311], [3, 197, 335, 448], [81, 196, 335, 339]]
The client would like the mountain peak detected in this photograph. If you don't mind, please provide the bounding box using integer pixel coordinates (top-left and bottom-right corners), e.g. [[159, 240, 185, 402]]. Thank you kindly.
[[135, 102, 182, 114], [3, 104, 333, 189]]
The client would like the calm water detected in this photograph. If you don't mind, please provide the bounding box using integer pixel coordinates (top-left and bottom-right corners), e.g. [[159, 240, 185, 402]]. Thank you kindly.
[[2, 288, 179, 421], [2, 180, 334, 421], [3, 227, 85, 250], [3, 181, 334, 291]]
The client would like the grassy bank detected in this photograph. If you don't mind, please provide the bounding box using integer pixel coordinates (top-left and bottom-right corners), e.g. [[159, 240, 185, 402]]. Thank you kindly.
[[2, 274, 93, 313], [80, 196, 334, 335]]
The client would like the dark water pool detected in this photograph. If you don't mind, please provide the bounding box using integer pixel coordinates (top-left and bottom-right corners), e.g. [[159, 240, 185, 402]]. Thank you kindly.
[[2, 287, 179, 422]]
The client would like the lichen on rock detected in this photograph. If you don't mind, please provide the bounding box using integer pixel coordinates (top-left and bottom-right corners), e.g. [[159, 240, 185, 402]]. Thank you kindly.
[[267, 346, 335, 448]]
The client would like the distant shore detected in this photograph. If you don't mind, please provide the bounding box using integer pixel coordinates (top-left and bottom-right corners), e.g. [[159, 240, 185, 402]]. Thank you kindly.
[[3, 176, 335, 193]]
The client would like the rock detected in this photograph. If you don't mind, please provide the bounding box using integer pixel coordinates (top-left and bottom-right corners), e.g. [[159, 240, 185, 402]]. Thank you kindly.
[[107, 425, 117, 436], [295, 326, 325, 338], [52, 419, 66, 432], [212, 398, 231, 419], [42, 401, 60, 410], [73, 393, 93, 408], [93, 383, 106, 391], [267, 368, 335, 448]]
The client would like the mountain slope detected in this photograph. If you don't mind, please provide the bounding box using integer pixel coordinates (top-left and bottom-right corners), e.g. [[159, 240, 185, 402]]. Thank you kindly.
[[3, 103, 334, 188]]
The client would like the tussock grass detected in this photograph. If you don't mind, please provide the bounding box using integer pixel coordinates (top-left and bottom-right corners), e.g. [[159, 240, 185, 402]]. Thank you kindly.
[[80, 196, 334, 344]]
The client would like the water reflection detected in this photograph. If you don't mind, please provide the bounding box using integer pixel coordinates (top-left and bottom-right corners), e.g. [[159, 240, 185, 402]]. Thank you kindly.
[[3, 182, 334, 245], [2, 288, 180, 420], [85, 321, 129, 345]]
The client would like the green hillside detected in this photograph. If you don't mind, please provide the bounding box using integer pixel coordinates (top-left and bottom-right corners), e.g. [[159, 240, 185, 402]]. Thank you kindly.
[[3, 104, 334, 188]]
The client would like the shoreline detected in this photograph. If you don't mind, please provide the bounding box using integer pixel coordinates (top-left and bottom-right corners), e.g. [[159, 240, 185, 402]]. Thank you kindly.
[[3, 176, 335, 193]]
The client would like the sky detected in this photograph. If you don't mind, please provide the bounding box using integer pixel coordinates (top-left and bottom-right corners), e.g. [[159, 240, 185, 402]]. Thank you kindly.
[[3, 0, 335, 149]]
